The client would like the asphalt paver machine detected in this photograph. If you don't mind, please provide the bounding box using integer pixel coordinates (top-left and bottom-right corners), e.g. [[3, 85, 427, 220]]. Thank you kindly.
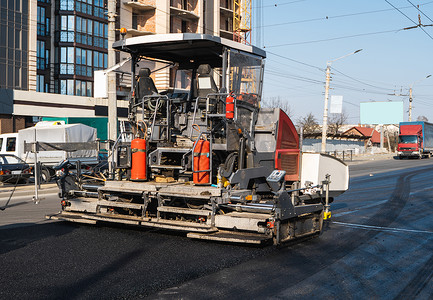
[[51, 33, 348, 245]]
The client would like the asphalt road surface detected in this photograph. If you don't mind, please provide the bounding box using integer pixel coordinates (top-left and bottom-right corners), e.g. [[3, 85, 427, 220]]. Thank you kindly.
[[1, 157, 433, 299]]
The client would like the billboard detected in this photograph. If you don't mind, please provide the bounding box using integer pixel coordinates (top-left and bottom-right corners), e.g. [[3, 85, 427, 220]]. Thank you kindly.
[[93, 70, 108, 98], [360, 101, 404, 125], [330, 95, 343, 114]]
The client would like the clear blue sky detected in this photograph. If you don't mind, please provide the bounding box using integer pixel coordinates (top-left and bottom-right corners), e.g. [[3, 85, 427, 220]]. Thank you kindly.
[[253, 0, 433, 125]]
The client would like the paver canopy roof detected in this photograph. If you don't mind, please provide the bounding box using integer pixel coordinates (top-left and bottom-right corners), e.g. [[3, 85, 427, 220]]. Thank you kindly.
[[112, 33, 266, 68]]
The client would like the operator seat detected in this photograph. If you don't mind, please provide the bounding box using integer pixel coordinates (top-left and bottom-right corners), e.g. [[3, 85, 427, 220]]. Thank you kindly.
[[197, 64, 218, 98], [136, 67, 158, 100]]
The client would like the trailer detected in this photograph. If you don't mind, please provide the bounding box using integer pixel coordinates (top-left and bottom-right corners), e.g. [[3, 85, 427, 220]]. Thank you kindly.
[[0, 122, 99, 181], [397, 121, 433, 159], [49, 33, 349, 245]]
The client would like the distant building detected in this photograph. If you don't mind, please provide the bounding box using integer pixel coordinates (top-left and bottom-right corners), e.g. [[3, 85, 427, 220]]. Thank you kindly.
[[343, 126, 381, 147]]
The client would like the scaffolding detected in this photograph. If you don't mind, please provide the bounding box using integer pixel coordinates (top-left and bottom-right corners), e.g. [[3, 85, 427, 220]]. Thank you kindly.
[[233, 0, 251, 44]]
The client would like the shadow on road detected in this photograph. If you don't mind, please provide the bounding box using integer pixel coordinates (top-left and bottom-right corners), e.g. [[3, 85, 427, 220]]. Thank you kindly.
[[0, 222, 77, 255]]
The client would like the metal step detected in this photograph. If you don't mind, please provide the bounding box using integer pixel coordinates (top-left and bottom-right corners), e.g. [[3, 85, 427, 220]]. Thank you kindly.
[[158, 206, 212, 216], [151, 164, 184, 170], [187, 230, 271, 244], [46, 212, 97, 225], [49, 211, 217, 233], [97, 200, 144, 210]]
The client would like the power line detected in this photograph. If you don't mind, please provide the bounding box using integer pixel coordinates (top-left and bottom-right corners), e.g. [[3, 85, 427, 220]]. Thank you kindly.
[[265, 68, 392, 96], [331, 82, 391, 95], [278, 58, 405, 90], [267, 58, 323, 77], [265, 69, 324, 85], [254, 0, 307, 9], [332, 67, 395, 92], [254, 1, 433, 28], [384, 0, 433, 40], [407, 0, 433, 23], [266, 51, 324, 71], [265, 29, 402, 47]]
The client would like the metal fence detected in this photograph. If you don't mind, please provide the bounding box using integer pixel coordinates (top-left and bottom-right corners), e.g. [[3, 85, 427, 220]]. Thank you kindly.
[[302, 138, 365, 155]]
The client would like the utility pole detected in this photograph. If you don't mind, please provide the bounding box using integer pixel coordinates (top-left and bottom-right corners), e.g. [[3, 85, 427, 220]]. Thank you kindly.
[[408, 75, 431, 122], [107, 0, 117, 174], [321, 49, 362, 153], [408, 87, 413, 122], [321, 65, 331, 153]]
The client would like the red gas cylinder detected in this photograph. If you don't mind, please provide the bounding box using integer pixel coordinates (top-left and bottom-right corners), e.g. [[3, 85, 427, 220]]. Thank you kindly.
[[131, 138, 147, 181], [226, 94, 234, 119], [193, 140, 210, 184]]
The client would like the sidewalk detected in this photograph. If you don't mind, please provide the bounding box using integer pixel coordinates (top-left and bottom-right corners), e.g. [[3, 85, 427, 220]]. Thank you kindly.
[[0, 182, 58, 197], [345, 152, 396, 165], [0, 183, 60, 229]]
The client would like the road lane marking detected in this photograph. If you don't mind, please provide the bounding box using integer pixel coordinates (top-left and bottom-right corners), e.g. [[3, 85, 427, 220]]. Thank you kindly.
[[332, 221, 433, 235], [332, 199, 388, 217], [409, 186, 433, 196]]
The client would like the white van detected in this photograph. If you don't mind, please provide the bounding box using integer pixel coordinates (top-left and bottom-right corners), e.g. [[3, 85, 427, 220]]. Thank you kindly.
[[0, 133, 19, 157]]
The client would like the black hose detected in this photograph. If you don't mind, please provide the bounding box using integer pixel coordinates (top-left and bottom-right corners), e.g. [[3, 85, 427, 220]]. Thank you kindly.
[[0, 152, 30, 211]]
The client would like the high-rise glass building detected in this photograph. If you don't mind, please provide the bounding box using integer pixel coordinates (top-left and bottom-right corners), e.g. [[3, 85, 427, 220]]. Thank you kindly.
[[47, 0, 108, 96], [0, 0, 30, 91], [36, 0, 51, 93]]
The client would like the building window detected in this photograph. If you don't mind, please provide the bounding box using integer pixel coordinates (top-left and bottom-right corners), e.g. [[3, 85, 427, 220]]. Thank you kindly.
[[87, 81, 92, 96], [60, 79, 66, 94], [37, 40, 46, 70], [37, 75, 45, 92], [60, 15, 75, 42], [75, 17, 108, 47], [60, 0, 74, 11], [46, 49, 50, 69], [67, 79, 74, 95], [60, 47, 75, 74], [132, 13, 137, 30], [75, 48, 93, 76], [76, 0, 93, 15], [37, 6, 50, 36], [46, 17, 50, 36], [59, 79, 92, 96], [182, 0, 188, 10], [37, 6, 45, 35], [94, 0, 107, 19]]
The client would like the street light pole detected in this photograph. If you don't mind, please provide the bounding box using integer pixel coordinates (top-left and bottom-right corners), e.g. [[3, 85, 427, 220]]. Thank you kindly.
[[321, 49, 362, 153], [408, 74, 431, 122], [409, 87, 413, 121], [107, 0, 117, 175], [321, 65, 331, 153]]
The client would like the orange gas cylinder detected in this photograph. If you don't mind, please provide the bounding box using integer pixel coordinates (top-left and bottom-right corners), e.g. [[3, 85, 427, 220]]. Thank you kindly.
[[131, 138, 147, 181], [226, 94, 234, 119], [193, 139, 210, 184]]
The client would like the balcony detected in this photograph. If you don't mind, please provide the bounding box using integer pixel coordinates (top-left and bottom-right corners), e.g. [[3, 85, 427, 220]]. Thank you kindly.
[[170, 6, 199, 21], [219, 29, 234, 40], [126, 29, 155, 37], [220, 6, 233, 16], [123, 1, 155, 12]]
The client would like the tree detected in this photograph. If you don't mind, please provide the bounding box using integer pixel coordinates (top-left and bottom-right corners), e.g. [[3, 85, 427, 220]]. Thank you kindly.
[[328, 111, 349, 135], [261, 96, 293, 118], [297, 112, 319, 134]]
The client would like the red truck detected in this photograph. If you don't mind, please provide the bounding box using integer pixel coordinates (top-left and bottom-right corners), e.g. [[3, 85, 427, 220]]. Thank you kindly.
[[397, 121, 433, 159]]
